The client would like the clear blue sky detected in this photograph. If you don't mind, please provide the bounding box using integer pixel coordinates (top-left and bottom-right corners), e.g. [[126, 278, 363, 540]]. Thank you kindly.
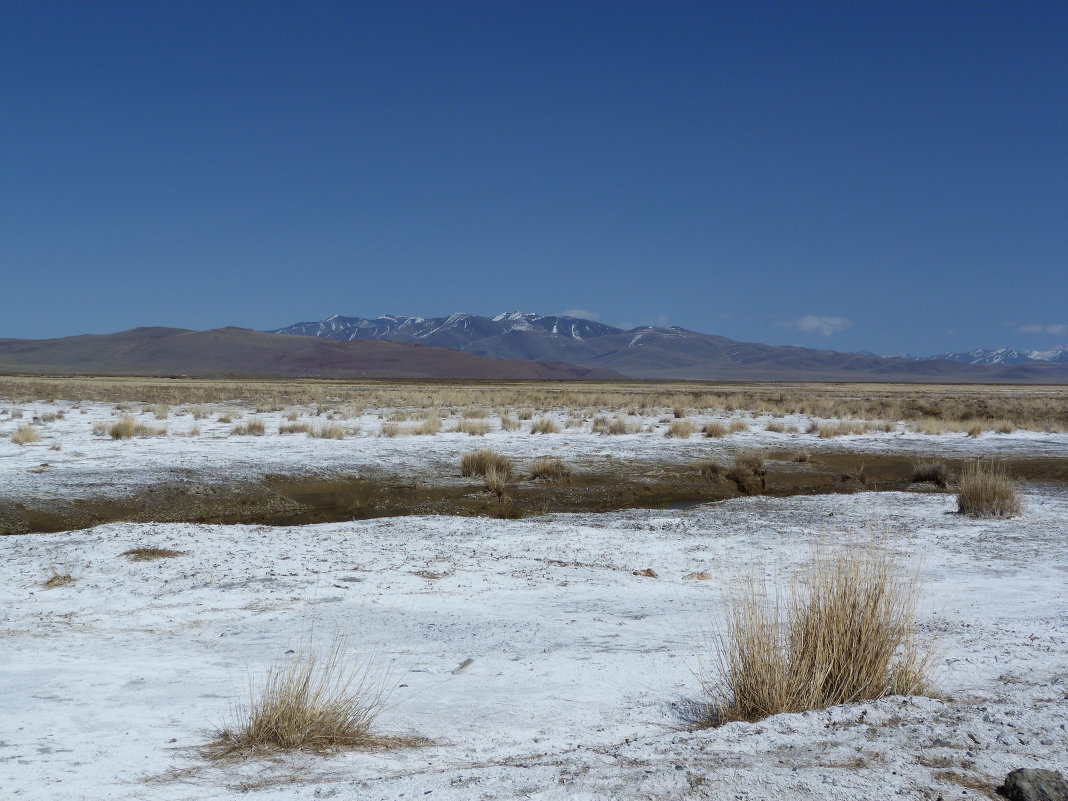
[[2, 0, 1065, 354]]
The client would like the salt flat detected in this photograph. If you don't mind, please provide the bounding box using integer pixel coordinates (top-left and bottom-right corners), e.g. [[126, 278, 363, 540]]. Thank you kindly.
[[3, 485, 1066, 800]]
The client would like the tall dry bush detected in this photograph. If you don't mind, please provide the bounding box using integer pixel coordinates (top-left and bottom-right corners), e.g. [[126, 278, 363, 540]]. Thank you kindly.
[[704, 540, 931, 725], [956, 461, 1020, 518]]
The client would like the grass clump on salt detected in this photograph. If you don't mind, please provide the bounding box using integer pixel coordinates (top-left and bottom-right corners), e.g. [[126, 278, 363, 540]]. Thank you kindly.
[[12, 425, 40, 446], [530, 417, 560, 434], [205, 637, 406, 759], [703, 539, 931, 725], [956, 460, 1020, 518], [460, 449, 513, 480]]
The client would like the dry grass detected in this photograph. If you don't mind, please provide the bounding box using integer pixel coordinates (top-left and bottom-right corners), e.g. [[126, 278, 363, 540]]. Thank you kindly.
[[280, 422, 314, 435], [593, 416, 636, 435], [911, 460, 951, 488], [43, 567, 74, 588], [485, 465, 510, 499], [453, 418, 491, 436], [206, 637, 396, 759], [460, 449, 513, 480], [765, 421, 786, 433], [12, 425, 40, 445], [313, 422, 347, 440], [694, 458, 722, 480], [816, 420, 870, 438], [412, 414, 442, 436], [530, 456, 572, 485], [666, 419, 694, 438], [725, 450, 767, 495], [728, 419, 749, 433], [956, 461, 1021, 518], [121, 547, 185, 561], [704, 540, 931, 725], [703, 421, 728, 438], [106, 415, 167, 439], [233, 418, 266, 436], [792, 449, 812, 463], [499, 414, 519, 431], [530, 417, 560, 434], [378, 421, 400, 437]]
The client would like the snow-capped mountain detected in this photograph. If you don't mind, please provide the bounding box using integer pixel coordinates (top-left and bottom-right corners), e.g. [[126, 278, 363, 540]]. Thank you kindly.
[[928, 346, 1068, 365], [271, 312, 1068, 381]]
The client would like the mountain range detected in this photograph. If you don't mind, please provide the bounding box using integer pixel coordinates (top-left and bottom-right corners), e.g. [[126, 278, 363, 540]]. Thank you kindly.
[[2, 314, 1065, 382], [272, 312, 1068, 382]]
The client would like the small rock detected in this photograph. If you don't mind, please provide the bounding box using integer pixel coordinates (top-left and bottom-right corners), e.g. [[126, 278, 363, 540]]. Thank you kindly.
[[996, 768, 1068, 801], [632, 568, 658, 578]]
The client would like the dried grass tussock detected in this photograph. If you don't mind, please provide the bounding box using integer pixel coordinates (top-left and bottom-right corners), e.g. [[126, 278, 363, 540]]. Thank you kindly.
[[205, 637, 405, 759], [957, 460, 1021, 518], [452, 418, 490, 436], [530, 456, 572, 485], [530, 417, 560, 434], [704, 539, 931, 725], [232, 418, 266, 436], [665, 419, 694, 438], [460, 449, 513, 480], [911, 459, 952, 488], [12, 424, 40, 445]]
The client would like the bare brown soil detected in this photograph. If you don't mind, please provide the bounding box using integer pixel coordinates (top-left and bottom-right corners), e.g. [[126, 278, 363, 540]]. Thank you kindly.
[[3, 453, 1065, 535]]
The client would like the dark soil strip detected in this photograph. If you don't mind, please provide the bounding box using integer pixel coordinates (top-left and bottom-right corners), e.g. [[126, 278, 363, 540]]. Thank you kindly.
[[3, 453, 1065, 534]]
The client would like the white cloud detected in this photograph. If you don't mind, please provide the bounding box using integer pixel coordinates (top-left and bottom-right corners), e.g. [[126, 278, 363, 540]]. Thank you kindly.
[[780, 315, 853, 336], [561, 309, 599, 320], [1017, 323, 1067, 335]]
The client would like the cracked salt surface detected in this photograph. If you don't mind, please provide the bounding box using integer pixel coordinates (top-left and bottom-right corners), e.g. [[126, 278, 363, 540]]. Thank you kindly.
[[2, 486, 1066, 799]]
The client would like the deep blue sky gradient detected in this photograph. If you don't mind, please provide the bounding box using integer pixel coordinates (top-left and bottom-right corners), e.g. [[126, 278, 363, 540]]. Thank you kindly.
[[2, 1, 1065, 354]]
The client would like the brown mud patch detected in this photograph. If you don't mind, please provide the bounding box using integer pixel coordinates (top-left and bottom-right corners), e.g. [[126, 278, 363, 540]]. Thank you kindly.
[[3, 453, 1066, 534]]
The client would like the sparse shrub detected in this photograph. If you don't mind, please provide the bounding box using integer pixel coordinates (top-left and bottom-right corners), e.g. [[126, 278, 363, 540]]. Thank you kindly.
[[957, 461, 1020, 518], [378, 422, 400, 437], [704, 421, 728, 438], [280, 422, 314, 435], [109, 416, 137, 439], [694, 458, 722, 480], [284, 409, 300, 422], [593, 416, 634, 435], [43, 567, 74, 588], [725, 450, 766, 495], [704, 540, 930, 725], [673, 406, 687, 419], [453, 418, 490, 436], [792, 449, 812, 463], [313, 422, 347, 440], [500, 414, 519, 431], [151, 404, 171, 420], [530, 417, 560, 434], [994, 419, 1015, 434], [516, 408, 534, 420], [531, 456, 572, 485], [190, 405, 210, 420], [233, 418, 266, 436], [206, 636, 391, 758], [12, 425, 39, 446], [966, 422, 984, 438], [412, 414, 442, 436], [911, 460, 951, 488], [666, 419, 694, 438], [461, 449, 513, 480], [485, 465, 509, 499], [217, 414, 234, 424]]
